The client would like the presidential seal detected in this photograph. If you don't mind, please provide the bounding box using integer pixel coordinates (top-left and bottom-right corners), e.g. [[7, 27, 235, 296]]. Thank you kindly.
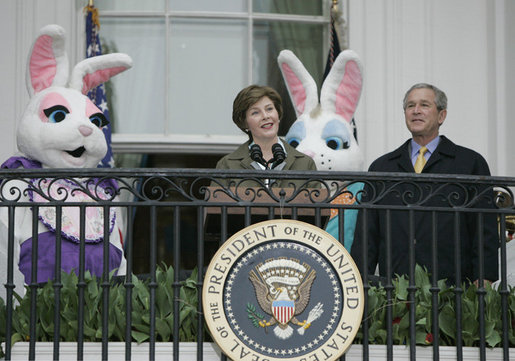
[[203, 220, 364, 361]]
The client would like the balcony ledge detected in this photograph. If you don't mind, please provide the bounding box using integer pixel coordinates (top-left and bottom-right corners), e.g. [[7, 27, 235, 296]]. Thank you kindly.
[[5, 342, 513, 360]]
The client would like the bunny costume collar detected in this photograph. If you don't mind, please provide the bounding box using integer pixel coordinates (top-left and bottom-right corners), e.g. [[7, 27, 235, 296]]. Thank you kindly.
[[2, 155, 118, 244], [1, 155, 42, 170], [1, 155, 118, 189]]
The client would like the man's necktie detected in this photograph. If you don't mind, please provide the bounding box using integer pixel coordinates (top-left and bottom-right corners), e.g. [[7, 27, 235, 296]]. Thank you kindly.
[[414, 146, 428, 173]]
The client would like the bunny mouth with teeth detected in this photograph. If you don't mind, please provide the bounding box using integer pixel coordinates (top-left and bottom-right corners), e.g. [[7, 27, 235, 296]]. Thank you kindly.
[[66, 146, 86, 158]]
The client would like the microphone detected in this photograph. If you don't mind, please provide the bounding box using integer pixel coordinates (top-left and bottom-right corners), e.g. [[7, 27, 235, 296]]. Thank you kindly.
[[250, 144, 266, 167], [271, 143, 286, 169]]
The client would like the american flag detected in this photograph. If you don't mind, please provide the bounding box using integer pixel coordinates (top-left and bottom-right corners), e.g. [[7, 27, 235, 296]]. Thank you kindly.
[[323, 9, 341, 80], [85, 4, 115, 168], [323, 0, 357, 141]]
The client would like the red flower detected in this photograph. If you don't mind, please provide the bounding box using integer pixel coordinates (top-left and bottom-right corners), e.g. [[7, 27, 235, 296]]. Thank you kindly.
[[392, 317, 401, 325], [425, 333, 433, 344]]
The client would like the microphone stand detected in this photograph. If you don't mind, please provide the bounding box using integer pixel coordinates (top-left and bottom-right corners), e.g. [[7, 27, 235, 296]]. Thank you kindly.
[[250, 143, 286, 187], [270, 143, 286, 169], [250, 144, 270, 186]]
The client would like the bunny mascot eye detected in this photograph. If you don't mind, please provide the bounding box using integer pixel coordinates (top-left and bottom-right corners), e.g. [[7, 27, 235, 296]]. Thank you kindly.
[[325, 137, 346, 150], [0, 24, 132, 298], [285, 120, 306, 148], [322, 119, 351, 150], [278, 49, 364, 252], [288, 138, 301, 148], [44, 105, 69, 123], [89, 112, 109, 128]]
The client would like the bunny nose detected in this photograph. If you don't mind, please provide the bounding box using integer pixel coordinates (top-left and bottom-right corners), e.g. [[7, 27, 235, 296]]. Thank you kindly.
[[79, 125, 93, 137]]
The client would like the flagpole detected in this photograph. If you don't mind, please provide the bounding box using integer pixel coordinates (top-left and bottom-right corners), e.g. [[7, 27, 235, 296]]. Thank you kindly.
[[331, 0, 340, 23]]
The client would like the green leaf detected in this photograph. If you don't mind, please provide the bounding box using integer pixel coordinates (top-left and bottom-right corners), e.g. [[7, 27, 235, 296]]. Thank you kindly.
[[87, 276, 99, 298], [132, 323, 150, 334], [83, 323, 97, 338], [375, 329, 387, 344], [141, 314, 150, 326], [439, 304, 456, 339], [462, 330, 477, 347], [484, 320, 501, 347], [415, 330, 429, 345], [165, 313, 175, 333], [155, 317, 171, 341], [155, 287, 167, 319], [131, 330, 149, 344], [462, 314, 479, 338], [395, 276, 409, 301], [11, 333, 25, 345], [416, 317, 427, 326], [179, 307, 196, 335], [393, 299, 407, 318]]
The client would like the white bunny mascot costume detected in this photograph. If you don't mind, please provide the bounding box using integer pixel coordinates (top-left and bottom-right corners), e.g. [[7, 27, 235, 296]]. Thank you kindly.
[[278, 49, 364, 251], [0, 25, 132, 297]]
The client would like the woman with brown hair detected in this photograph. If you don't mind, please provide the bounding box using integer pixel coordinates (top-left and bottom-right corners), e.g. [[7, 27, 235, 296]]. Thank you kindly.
[[215, 85, 316, 188]]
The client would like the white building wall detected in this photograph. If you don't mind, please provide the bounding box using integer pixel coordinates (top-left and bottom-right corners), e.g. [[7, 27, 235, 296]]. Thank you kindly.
[[0, 0, 83, 165], [503, 0, 515, 177], [0, 0, 512, 176], [348, 0, 514, 176], [0, 0, 17, 164]]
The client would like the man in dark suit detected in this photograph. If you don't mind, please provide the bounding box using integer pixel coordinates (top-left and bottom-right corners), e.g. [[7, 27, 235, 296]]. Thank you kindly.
[[350, 83, 499, 284]]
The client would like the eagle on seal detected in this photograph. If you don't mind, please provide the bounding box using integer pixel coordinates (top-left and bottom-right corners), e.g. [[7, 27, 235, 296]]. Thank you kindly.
[[249, 267, 321, 339]]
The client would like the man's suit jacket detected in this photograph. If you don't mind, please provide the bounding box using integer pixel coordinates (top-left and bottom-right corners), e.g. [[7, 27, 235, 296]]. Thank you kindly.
[[350, 136, 499, 283], [215, 140, 317, 189]]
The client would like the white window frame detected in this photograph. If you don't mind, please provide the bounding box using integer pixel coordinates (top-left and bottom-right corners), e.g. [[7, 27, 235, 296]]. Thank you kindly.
[[90, 1, 346, 155]]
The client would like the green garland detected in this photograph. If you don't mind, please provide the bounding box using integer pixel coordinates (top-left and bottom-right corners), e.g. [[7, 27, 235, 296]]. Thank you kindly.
[[355, 264, 515, 347], [1, 264, 514, 358], [0, 264, 200, 357]]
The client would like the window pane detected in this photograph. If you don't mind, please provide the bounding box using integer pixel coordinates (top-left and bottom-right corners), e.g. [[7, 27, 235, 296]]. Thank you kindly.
[[253, 20, 326, 135], [169, 19, 248, 136], [254, 0, 324, 16], [169, 0, 246, 12], [101, 18, 166, 134], [96, 0, 165, 12]]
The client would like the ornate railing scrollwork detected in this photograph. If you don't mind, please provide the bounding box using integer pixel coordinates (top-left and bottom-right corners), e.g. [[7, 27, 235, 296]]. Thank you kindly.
[[0, 168, 511, 213]]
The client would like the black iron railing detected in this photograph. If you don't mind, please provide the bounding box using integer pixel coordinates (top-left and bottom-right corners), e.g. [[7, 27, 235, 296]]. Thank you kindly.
[[0, 168, 513, 361]]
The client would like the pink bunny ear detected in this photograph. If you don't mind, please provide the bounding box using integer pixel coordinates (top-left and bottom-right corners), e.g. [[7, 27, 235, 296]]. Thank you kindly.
[[320, 50, 363, 123], [277, 50, 319, 117], [26, 25, 69, 96], [69, 53, 132, 95]]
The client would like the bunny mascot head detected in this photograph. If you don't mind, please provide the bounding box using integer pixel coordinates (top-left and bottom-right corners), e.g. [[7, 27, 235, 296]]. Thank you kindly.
[[278, 49, 364, 251], [278, 49, 364, 173], [0, 24, 132, 296], [17, 24, 131, 169]]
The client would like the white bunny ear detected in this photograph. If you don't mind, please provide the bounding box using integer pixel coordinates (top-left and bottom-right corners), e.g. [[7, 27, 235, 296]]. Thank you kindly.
[[320, 50, 363, 123], [26, 24, 69, 96], [278, 50, 319, 117], [69, 53, 133, 95]]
